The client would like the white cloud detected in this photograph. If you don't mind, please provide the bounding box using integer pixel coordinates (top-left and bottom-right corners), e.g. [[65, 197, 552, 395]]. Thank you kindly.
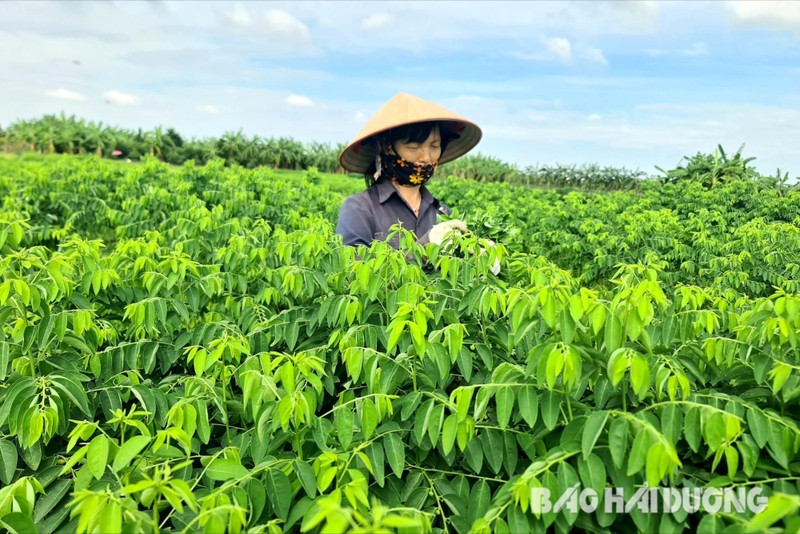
[[45, 88, 84, 101], [103, 90, 138, 107], [225, 4, 251, 26], [264, 10, 310, 41], [541, 36, 572, 63], [581, 47, 608, 65], [682, 42, 709, 56], [728, 1, 800, 34], [197, 104, 219, 114], [588, 113, 602, 121], [362, 13, 391, 30], [354, 111, 366, 122], [645, 42, 710, 58], [286, 94, 313, 107], [514, 40, 605, 65]]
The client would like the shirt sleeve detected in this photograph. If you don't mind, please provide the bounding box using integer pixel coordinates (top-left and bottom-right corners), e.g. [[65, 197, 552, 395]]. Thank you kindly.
[[416, 202, 452, 246], [336, 195, 374, 247]]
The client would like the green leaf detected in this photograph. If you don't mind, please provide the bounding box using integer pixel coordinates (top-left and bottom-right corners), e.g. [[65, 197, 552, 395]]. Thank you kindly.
[[336, 405, 354, 450], [87, 435, 109, 480], [360, 398, 379, 440], [608, 417, 629, 470], [49, 373, 91, 417], [0, 342, 9, 381], [627, 430, 651, 476], [541, 391, 560, 430], [480, 429, 504, 475], [684, 407, 702, 453], [98, 500, 121, 534], [19, 441, 41, 471], [464, 438, 483, 473], [441, 414, 458, 456], [427, 403, 445, 447], [112, 435, 150, 472], [294, 460, 317, 498], [1, 512, 37, 534], [581, 411, 608, 460], [0, 439, 17, 484], [604, 314, 624, 352], [745, 493, 799, 533], [0, 377, 36, 427], [698, 513, 723, 534], [400, 391, 422, 421], [746, 409, 769, 449], [495, 387, 515, 429], [266, 469, 292, 521], [413, 399, 434, 444], [630, 353, 651, 399], [206, 458, 248, 481], [517, 386, 538, 428], [33, 479, 71, 523], [248, 480, 267, 523], [384, 433, 405, 478], [364, 443, 385, 488], [645, 441, 666, 487], [577, 453, 606, 495], [467, 479, 491, 528], [660, 404, 683, 446]]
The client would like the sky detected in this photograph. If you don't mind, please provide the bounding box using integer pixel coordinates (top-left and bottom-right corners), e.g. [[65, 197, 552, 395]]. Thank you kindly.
[[1, 0, 799, 177]]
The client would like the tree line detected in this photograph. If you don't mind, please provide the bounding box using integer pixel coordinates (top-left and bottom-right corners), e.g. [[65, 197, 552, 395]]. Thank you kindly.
[[10, 114, 770, 191]]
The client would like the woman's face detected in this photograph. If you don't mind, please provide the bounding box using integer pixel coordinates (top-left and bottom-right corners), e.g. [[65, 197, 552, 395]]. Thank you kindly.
[[392, 125, 442, 165]]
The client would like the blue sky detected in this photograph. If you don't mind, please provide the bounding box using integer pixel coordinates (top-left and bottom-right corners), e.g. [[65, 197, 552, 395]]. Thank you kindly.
[[1, 1, 799, 176]]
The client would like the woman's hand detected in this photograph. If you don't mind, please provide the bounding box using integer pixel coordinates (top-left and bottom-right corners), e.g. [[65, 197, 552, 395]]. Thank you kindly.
[[478, 238, 501, 275], [429, 219, 469, 245]]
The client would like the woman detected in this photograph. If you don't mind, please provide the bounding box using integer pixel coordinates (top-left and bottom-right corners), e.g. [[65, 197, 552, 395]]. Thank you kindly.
[[336, 92, 482, 249]]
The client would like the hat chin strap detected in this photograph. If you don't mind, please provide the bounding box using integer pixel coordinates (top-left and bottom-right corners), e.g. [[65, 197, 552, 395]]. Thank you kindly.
[[372, 138, 383, 180]]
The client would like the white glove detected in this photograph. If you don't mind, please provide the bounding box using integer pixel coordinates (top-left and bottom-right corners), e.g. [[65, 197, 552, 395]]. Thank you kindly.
[[479, 238, 501, 275], [429, 219, 469, 246]]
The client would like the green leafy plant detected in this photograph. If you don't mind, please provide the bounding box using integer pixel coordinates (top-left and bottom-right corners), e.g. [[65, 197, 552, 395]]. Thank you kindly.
[[0, 153, 798, 534]]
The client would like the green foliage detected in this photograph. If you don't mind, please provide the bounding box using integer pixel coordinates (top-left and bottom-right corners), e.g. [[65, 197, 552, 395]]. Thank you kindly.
[[0, 115, 350, 174], [437, 153, 650, 191], [0, 154, 798, 534]]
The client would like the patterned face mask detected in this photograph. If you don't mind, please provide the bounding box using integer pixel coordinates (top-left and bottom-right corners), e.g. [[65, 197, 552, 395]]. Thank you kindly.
[[372, 139, 439, 187]]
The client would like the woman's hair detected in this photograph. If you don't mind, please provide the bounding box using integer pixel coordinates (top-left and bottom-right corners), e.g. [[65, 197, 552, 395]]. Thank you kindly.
[[362, 120, 458, 188]]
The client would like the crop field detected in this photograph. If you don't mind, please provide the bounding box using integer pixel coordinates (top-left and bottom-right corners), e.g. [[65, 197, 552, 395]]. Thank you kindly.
[[0, 152, 799, 533]]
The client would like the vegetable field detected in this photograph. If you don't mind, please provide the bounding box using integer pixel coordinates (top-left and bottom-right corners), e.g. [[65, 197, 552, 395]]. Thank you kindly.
[[0, 153, 799, 533]]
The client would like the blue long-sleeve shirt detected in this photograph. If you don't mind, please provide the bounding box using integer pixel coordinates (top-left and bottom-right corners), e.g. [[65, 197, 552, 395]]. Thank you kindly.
[[336, 178, 452, 248]]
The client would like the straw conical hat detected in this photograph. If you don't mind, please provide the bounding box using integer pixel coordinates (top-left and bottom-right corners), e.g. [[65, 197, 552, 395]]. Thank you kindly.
[[340, 92, 482, 174]]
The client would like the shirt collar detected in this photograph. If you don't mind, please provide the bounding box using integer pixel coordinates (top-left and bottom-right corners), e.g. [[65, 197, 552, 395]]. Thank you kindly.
[[376, 178, 435, 208]]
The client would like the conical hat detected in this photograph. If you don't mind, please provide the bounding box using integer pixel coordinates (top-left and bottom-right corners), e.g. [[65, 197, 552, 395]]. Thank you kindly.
[[340, 92, 482, 174]]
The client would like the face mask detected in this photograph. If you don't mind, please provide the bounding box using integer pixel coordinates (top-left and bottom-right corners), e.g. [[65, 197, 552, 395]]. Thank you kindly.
[[372, 138, 439, 187]]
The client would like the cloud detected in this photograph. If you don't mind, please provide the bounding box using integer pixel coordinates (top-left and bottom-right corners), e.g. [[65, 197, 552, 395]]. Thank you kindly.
[[197, 104, 219, 114], [264, 10, 310, 42], [541, 36, 572, 63], [645, 42, 710, 58], [581, 47, 608, 65], [682, 42, 709, 56], [354, 111, 366, 123], [362, 13, 391, 30], [588, 113, 602, 121], [103, 90, 138, 107], [513, 39, 606, 65], [45, 88, 84, 101], [727, 1, 800, 34], [224, 4, 251, 26], [286, 94, 313, 107]]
